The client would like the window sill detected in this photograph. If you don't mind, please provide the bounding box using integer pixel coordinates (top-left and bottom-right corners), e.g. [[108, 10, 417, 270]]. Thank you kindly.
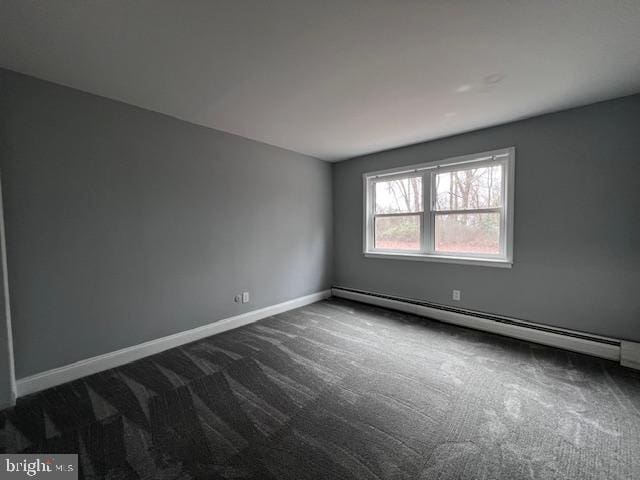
[[363, 251, 512, 268]]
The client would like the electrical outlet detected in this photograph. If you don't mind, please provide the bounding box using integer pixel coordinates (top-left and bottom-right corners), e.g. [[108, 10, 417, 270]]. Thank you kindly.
[[242, 291, 250, 303], [234, 294, 242, 303], [452, 290, 461, 301]]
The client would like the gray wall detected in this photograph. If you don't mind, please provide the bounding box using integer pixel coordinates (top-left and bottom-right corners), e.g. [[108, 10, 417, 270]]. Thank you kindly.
[[0, 174, 14, 406], [0, 69, 332, 378], [333, 95, 640, 341]]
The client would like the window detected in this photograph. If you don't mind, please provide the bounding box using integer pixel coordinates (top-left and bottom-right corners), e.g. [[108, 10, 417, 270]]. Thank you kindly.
[[364, 147, 514, 267]]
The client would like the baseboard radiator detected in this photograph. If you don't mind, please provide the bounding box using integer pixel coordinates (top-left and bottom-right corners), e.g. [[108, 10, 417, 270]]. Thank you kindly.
[[331, 286, 638, 367]]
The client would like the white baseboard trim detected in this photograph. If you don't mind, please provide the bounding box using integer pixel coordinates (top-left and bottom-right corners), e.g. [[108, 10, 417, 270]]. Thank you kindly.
[[332, 287, 622, 363], [16, 289, 332, 398], [621, 341, 640, 370]]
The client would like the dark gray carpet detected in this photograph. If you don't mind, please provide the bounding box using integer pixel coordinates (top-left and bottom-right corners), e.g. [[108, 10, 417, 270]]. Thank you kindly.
[[1, 298, 639, 479]]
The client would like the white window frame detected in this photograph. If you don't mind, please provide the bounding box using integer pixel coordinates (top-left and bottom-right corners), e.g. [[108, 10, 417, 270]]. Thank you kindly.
[[363, 147, 515, 268]]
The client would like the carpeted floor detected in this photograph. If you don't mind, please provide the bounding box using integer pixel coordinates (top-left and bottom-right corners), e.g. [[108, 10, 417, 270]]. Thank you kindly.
[[1, 298, 639, 479]]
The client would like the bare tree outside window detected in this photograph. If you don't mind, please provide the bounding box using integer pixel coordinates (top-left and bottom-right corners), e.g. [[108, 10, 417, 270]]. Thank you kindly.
[[434, 165, 502, 254], [374, 177, 422, 250]]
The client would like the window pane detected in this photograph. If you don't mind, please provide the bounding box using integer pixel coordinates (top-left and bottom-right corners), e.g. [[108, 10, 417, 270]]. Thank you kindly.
[[435, 212, 500, 255], [374, 215, 420, 250], [375, 176, 422, 214], [435, 164, 502, 211]]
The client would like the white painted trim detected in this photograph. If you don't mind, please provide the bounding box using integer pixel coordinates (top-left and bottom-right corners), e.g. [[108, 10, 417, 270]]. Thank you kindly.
[[363, 147, 513, 179], [0, 172, 16, 408], [364, 252, 512, 268], [363, 147, 515, 267], [621, 341, 640, 370], [332, 288, 620, 362], [16, 290, 332, 397]]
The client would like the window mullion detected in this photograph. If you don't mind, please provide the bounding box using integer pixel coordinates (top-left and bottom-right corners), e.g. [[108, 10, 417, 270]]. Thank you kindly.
[[500, 160, 507, 257], [430, 171, 436, 254], [368, 179, 375, 251], [422, 171, 431, 254], [432, 207, 502, 215], [374, 212, 423, 218]]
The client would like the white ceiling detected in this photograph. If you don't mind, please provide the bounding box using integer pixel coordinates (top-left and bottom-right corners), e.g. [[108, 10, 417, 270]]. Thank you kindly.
[[1, 1, 639, 161]]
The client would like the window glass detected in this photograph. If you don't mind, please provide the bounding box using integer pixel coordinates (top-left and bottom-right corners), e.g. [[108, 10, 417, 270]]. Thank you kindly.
[[374, 216, 421, 250], [434, 212, 500, 255], [434, 164, 502, 211], [375, 176, 423, 214]]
